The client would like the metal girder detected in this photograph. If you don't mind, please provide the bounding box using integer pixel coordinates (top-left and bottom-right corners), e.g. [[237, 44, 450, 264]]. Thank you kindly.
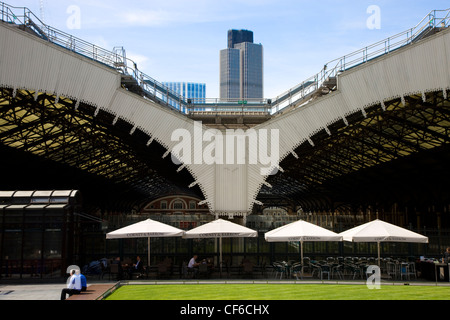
[[0, 87, 198, 200], [263, 91, 450, 210]]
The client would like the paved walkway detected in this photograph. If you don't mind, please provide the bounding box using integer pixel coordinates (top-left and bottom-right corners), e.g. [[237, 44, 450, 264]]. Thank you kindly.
[[1, 278, 449, 300], [0, 281, 117, 300]]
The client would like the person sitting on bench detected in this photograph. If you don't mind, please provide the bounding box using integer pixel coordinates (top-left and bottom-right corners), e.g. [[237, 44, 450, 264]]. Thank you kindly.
[[60, 269, 82, 300]]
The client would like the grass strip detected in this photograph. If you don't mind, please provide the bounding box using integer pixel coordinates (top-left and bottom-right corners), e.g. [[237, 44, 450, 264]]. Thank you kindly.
[[105, 283, 450, 300]]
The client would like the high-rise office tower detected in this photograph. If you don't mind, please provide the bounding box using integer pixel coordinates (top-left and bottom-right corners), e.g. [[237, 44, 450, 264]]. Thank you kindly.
[[220, 29, 263, 101]]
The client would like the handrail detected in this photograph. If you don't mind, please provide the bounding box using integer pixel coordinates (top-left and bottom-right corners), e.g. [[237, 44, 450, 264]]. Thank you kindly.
[[0, 2, 449, 116], [0, 2, 187, 113], [270, 8, 450, 114]]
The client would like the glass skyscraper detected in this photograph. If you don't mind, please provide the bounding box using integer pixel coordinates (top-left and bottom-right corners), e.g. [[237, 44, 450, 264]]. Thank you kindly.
[[228, 29, 253, 49], [220, 29, 263, 101], [162, 82, 206, 112]]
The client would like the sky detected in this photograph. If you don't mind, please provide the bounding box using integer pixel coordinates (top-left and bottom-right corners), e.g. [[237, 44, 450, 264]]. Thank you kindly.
[[12, 0, 450, 99]]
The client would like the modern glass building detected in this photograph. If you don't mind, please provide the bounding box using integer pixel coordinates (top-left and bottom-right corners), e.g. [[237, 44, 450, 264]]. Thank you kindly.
[[235, 42, 264, 100], [220, 48, 241, 100], [228, 29, 253, 49], [162, 82, 206, 112], [220, 29, 263, 101]]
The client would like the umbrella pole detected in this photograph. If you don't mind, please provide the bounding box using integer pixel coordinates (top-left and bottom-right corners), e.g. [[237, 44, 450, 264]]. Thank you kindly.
[[377, 241, 380, 267], [148, 237, 151, 268], [301, 241, 304, 265], [219, 236, 223, 278]]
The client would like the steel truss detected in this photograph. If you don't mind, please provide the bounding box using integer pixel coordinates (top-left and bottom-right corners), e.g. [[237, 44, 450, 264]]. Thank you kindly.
[[262, 90, 450, 211], [0, 87, 201, 207]]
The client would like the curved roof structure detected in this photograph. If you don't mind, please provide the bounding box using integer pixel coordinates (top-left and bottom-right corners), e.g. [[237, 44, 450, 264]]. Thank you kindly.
[[0, 3, 449, 219], [260, 91, 450, 211]]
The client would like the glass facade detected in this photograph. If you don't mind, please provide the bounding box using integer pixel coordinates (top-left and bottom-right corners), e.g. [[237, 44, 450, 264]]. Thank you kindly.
[[228, 29, 253, 49], [2, 192, 446, 279], [220, 48, 241, 100], [0, 191, 83, 279], [220, 29, 263, 101], [162, 82, 206, 112], [91, 200, 440, 272], [235, 42, 263, 100]]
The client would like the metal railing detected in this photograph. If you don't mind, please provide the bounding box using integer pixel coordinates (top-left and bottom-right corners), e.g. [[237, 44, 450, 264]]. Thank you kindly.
[[185, 97, 271, 114], [0, 2, 186, 113], [269, 8, 450, 114], [1, 2, 449, 116]]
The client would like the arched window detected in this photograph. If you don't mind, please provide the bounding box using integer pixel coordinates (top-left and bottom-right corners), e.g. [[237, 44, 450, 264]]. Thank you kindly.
[[173, 200, 183, 210]]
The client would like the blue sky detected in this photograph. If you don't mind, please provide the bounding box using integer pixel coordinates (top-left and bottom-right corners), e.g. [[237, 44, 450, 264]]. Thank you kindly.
[[14, 0, 450, 99]]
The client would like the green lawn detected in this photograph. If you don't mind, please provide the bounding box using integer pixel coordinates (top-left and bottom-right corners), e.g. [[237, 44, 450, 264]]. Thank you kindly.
[[105, 283, 450, 300]]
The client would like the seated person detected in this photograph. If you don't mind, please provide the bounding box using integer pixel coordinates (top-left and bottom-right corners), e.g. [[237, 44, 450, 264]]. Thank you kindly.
[[188, 255, 200, 275], [128, 256, 144, 278], [76, 270, 87, 291], [60, 269, 82, 300], [111, 257, 124, 280]]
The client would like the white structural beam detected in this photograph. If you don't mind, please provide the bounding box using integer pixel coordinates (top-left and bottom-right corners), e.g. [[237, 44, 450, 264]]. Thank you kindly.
[[0, 23, 449, 216]]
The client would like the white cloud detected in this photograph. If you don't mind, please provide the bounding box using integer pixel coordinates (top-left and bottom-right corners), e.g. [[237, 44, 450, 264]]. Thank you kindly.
[[125, 51, 151, 71], [120, 9, 182, 27]]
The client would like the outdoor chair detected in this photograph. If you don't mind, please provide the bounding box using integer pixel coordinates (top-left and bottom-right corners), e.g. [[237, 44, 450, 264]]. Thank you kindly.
[[331, 263, 344, 280], [181, 262, 188, 278], [407, 261, 417, 280], [310, 262, 322, 279], [198, 263, 209, 278], [386, 261, 398, 280], [108, 263, 120, 281], [291, 262, 303, 280], [301, 257, 311, 273], [400, 262, 413, 280], [260, 262, 267, 278], [99, 260, 110, 280], [186, 267, 196, 278], [157, 263, 169, 279], [273, 262, 287, 279], [221, 260, 230, 278], [130, 266, 147, 279], [343, 263, 362, 279], [241, 262, 254, 278], [319, 264, 331, 280]]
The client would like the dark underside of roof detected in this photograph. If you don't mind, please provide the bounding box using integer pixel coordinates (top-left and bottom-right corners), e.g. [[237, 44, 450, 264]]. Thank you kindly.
[[0, 87, 202, 211], [0, 87, 449, 213], [259, 91, 450, 211]]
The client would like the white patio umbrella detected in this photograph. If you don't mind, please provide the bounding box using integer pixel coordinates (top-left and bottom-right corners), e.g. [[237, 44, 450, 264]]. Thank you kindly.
[[264, 219, 342, 264], [183, 219, 257, 274], [106, 218, 185, 266], [339, 219, 428, 266]]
